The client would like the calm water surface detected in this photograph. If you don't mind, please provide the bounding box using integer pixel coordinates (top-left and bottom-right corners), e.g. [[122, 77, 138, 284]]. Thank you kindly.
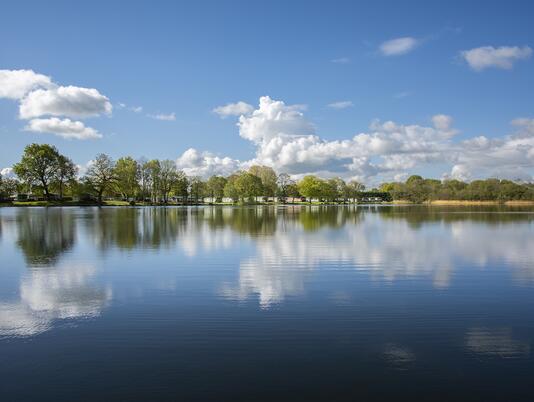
[[1, 205, 533, 401]]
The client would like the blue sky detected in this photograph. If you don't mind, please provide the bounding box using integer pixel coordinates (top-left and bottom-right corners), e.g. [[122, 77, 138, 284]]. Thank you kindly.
[[1, 0, 533, 184]]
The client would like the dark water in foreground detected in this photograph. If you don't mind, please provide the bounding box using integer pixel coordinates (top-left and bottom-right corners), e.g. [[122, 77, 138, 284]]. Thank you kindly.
[[1, 205, 533, 401]]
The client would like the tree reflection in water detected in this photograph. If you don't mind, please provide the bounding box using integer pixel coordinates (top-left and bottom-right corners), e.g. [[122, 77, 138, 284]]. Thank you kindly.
[[1, 205, 532, 329]]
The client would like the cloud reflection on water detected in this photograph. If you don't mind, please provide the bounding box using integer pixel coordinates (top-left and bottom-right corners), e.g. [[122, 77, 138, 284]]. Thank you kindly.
[[0, 262, 112, 337], [1, 206, 533, 335]]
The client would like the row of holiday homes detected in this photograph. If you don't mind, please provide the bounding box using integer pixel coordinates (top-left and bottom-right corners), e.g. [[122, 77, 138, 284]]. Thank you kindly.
[[7, 193, 389, 203]]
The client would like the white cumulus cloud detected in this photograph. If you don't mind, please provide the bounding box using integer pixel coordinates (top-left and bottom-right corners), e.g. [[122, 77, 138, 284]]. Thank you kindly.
[[0, 69, 111, 140], [19, 85, 112, 119], [238, 96, 313, 144], [176, 96, 534, 185], [379, 37, 419, 56], [176, 148, 241, 177], [461, 46, 532, 71], [0, 69, 53, 100], [24, 118, 102, 140]]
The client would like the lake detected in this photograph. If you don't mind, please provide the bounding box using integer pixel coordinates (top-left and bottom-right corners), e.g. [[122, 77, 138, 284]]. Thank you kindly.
[[1, 205, 533, 401]]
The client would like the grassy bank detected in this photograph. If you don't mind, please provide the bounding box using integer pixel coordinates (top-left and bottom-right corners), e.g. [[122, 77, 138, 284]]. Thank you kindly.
[[427, 200, 534, 206]]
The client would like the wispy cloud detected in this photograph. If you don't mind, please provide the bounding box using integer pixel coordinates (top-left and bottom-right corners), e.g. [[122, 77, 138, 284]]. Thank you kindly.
[[327, 100, 353, 109], [379, 37, 419, 56], [331, 57, 350, 64], [148, 112, 176, 121], [213, 101, 253, 118], [118, 103, 143, 113]]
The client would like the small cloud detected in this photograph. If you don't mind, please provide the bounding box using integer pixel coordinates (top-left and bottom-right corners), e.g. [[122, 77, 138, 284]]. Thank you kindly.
[[460, 45, 532, 71], [331, 57, 350, 64], [213, 101, 254, 118], [327, 100, 354, 109], [148, 112, 176, 121], [432, 114, 453, 131], [117, 103, 143, 113], [379, 37, 419, 56]]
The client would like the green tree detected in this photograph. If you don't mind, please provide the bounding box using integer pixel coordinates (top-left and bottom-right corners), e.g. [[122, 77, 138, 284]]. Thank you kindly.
[[224, 174, 240, 203], [137, 158, 152, 201], [276, 173, 296, 202], [54, 155, 77, 199], [346, 180, 365, 202], [145, 159, 161, 202], [189, 176, 206, 202], [249, 165, 276, 197], [206, 175, 227, 202], [13, 143, 62, 200], [326, 177, 346, 202], [85, 153, 116, 204], [158, 160, 180, 203], [0, 174, 19, 200], [173, 172, 189, 201], [297, 175, 324, 203], [114, 157, 140, 200], [235, 172, 263, 202]]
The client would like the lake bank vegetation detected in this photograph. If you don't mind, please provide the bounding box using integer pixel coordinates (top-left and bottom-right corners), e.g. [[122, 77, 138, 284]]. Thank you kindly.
[[1, 144, 533, 206], [379, 175, 534, 204]]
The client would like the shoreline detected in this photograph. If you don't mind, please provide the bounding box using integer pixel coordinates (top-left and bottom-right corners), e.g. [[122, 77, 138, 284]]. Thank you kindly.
[[2, 200, 534, 207], [427, 200, 534, 206]]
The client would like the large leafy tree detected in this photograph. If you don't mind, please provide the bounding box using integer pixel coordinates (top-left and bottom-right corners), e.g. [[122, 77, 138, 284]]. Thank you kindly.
[[114, 157, 140, 200], [248, 165, 276, 197], [144, 159, 161, 202], [158, 160, 181, 203], [223, 174, 240, 203], [85, 153, 116, 204], [13, 143, 62, 200], [276, 173, 296, 202], [326, 178, 346, 202], [297, 175, 324, 203], [235, 172, 263, 202], [189, 177, 206, 202], [206, 176, 227, 202], [55, 155, 77, 199], [173, 171, 189, 200], [346, 180, 365, 202]]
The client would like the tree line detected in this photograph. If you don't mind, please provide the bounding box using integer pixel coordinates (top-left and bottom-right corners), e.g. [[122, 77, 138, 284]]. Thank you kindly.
[[1, 144, 533, 204], [380, 175, 534, 202], [1, 143, 368, 204]]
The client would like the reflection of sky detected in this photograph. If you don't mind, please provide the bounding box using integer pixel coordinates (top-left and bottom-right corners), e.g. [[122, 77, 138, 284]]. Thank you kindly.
[[1, 206, 533, 352], [0, 262, 112, 337], [218, 213, 534, 308]]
